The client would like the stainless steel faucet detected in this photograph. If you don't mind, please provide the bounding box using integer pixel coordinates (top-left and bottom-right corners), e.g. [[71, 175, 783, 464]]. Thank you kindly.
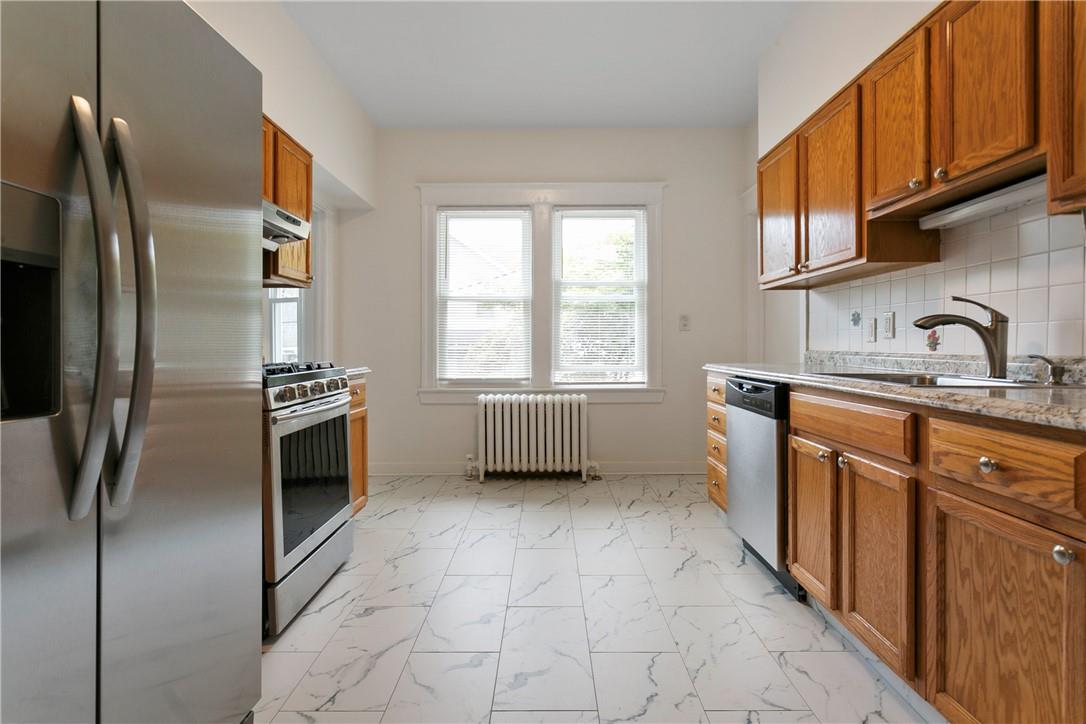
[[913, 295, 1009, 378]]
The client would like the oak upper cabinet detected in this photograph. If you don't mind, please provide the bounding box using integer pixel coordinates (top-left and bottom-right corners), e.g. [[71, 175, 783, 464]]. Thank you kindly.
[[262, 115, 313, 287], [262, 116, 275, 202], [925, 489, 1086, 724], [799, 85, 862, 272], [862, 29, 929, 210], [787, 434, 838, 608], [930, 1, 1036, 185], [757, 137, 800, 284], [1046, 0, 1086, 213], [840, 452, 915, 680]]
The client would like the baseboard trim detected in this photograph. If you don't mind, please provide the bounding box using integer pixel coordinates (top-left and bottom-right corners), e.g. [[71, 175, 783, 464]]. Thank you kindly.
[[369, 460, 704, 476]]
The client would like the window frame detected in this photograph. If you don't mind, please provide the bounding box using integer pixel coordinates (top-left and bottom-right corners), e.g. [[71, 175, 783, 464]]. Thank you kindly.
[[419, 182, 664, 404]]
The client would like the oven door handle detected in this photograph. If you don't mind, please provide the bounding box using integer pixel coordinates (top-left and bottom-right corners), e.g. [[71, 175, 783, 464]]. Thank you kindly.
[[270, 394, 350, 425]]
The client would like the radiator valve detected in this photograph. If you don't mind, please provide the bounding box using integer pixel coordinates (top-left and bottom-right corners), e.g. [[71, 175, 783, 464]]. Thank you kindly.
[[465, 454, 478, 480]]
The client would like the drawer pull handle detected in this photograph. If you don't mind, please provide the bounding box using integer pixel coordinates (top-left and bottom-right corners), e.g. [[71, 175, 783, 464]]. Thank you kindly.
[[711, 478, 719, 488], [711, 415, 720, 423], [978, 456, 998, 474], [837, 455, 848, 469], [816, 451, 828, 463], [711, 386, 721, 394], [1053, 545, 1076, 566], [712, 444, 721, 453]]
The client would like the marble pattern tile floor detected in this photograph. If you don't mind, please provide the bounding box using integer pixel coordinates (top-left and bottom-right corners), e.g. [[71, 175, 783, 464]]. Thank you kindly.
[[258, 474, 931, 723]]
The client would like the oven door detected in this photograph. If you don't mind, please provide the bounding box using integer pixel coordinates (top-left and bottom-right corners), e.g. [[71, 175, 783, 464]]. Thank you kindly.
[[266, 393, 352, 583]]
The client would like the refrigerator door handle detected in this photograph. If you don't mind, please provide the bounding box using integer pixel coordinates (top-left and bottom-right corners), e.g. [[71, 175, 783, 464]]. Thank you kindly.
[[106, 117, 157, 507], [68, 95, 122, 521]]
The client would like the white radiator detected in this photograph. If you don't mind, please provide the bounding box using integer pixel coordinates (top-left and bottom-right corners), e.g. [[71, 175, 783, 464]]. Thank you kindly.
[[476, 394, 589, 481]]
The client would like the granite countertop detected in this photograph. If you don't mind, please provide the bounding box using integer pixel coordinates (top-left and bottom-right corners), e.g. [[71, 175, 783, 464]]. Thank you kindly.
[[703, 361, 1086, 433], [345, 366, 372, 380]]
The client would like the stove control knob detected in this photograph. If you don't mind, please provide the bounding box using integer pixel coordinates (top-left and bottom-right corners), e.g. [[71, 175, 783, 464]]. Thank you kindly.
[[326, 379, 339, 392], [312, 380, 326, 395], [274, 388, 288, 403], [296, 384, 310, 398], [339, 377, 349, 388]]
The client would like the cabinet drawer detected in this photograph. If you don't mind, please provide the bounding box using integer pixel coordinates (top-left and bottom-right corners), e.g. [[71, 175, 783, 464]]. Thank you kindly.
[[707, 458, 727, 511], [929, 418, 1086, 522], [707, 377, 727, 405], [706, 403, 727, 435], [349, 381, 366, 410], [791, 392, 916, 463], [707, 430, 727, 467]]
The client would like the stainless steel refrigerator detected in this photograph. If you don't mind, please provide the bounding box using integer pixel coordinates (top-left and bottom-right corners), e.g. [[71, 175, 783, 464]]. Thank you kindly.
[[1, 2, 263, 722]]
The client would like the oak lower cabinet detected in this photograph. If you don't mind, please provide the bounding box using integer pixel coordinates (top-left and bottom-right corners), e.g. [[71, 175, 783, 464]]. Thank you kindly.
[[840, 452, 915, 680], [349, 380, 368, 515], [705, 375, 728, 511], [787, 434, 838, 608], [925, 489, 1086, 724]]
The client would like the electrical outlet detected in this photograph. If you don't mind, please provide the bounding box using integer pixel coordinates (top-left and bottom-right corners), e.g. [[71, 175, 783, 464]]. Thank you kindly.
[[679, 314, 691, 332], [864, 317, 877, 343], [883, 311, 896, 339]]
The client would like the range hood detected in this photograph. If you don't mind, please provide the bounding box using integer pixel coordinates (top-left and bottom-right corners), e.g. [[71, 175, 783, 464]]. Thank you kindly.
[[918, 175, 1047, 230], [261, 199, 311, 251]]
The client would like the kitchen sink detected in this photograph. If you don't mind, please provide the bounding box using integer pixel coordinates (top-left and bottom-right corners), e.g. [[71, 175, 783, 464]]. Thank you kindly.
[[818, 372, 1047, 388]]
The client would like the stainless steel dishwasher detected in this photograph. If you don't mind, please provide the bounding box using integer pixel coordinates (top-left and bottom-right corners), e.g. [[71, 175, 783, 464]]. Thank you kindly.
[[725, 377, 803, 598]]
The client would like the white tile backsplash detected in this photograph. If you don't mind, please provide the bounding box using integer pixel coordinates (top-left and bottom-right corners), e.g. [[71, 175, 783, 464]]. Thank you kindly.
[[808, 207, 1086, 357]]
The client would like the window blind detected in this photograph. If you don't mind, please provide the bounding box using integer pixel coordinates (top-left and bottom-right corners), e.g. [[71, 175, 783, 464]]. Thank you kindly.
[[437, 208, 532, 381], [552, 208, 647, 384]]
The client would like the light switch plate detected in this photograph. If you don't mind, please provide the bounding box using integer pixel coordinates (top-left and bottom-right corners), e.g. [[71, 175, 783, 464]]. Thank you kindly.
[[864, 317, 877, 343], [679, 314, 691, 332], [882, 311, 896, 339]]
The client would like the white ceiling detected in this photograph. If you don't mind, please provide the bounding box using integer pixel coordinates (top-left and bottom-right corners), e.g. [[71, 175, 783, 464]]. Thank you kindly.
[[283, 1, 796, 128]]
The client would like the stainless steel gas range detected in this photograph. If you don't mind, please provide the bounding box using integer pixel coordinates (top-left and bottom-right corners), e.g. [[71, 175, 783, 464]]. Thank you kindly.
[[262, 362, 354, 635]]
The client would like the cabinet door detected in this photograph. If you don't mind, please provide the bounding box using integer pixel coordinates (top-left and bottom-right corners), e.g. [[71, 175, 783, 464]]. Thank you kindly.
[[840, 453, 915, 679], [707, 458, 727, 512], [273, 130, 312, 221], [925, 490, 1086, 724], [788, 435, 838, 607], [862, 29, 929, 210], [933, 1, 1035, 183], [1046, 0, 1086, 211], [349, 406, 368, 515], [757, 137, 800, 284], [261, 116, 275, 202], [799, 85, 861, 272]]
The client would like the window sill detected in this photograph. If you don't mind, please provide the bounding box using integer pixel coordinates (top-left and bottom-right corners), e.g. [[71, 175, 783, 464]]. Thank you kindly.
[[417, 386, 666, 405]]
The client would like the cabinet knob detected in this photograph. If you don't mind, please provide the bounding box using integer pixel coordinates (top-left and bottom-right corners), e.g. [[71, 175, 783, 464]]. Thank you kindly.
[[978, 456, 998, 474], [1053, 545, 1076, 566], [711, 386, 720, 394], [908, 177, 922, 190], [837, 455, 848, 469], [798, 261, 811, 271], [711, 478, 719, 488], [933, 167, 948, 181], [712, 444, 721, 453], [711, 415, 720, 423], [817, 451, 828, 463], [787, 265, 798, 273]]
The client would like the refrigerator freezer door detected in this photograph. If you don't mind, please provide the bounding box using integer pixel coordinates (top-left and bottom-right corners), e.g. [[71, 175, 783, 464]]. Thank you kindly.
[[0, 3, 100, 722], [97, 3, 263, 722]]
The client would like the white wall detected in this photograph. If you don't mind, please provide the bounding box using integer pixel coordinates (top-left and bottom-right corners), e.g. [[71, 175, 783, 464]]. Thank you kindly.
[[757, 1, 938, 156], [188, 1, 378, 208], [337, 128, 750, 474]]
